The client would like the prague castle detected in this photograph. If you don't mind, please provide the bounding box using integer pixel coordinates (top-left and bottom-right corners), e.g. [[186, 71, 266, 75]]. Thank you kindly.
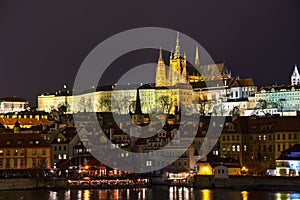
[[38, 33, 257, 116]]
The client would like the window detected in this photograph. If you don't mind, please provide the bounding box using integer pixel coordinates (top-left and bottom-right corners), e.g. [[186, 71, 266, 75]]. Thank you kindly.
[[146, 161, 152, 166], [282, 134, 286, 140], [14, 150, 18, 156], [269, 145, 272, 152], [289, 134, 292, 140], [277, 145, 280, 151], [258, 135, 262, 141], [277, 134, 280, 140], [294, 134, 297, 140], [42, 150, 46, 156], [237, 145, 240, 152], [243, 145, 247, 152], [14, 159, 17, 167], [32, 159, 36, 167], [263, 145, 266, 152], [59, 146, 62, 151], [35, 140, 39, 144], [222, 147, 226, 152], [0, 159, 2, 167], [232, 145, 236, 152], [54, 146, 57, 151], [268, 135, 272, 140], [283, 144, 286, 151], [17, 140, 22, 145], [63, 154, 67, 159], [232, 136, 235, 141], [63, 146, 67, 151], [263, 135, 266, 141], [6, 150, 10, 156], [6, 159, 10, 168], [20, 150, 24, 156], [236, 136, 240, 141], [20, 160, 24, 167], [0, 150, 3, 156], [32, 150, 37, 156], [58, 154, 62, 160], [222, 136, 225, 141], [227, 136, 230, 141]]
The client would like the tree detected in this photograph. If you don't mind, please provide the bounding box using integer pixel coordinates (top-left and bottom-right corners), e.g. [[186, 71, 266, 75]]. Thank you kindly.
[[78, 97, 86, 112], [229, 106, 240, 116], [157, 95, 173, 114], [86, 97, 93, 112], [97, 96, 111, 112]]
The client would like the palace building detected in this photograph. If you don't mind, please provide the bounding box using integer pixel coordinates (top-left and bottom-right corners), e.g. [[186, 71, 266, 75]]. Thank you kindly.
[[38, 33, 256, 116]]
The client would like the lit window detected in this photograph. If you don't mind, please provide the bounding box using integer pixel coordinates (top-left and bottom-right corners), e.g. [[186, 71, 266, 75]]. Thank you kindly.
[[63, 154, 67, 159], [243, 145, 247, 152], [58, 154, 62, 160], [237, 145, 240, 152], [263, 135, 266, 141], [0, 150, 3, 156], [232, 145, 236, 152], [146, 161, 152, 166], [35, 140, 39, 144]]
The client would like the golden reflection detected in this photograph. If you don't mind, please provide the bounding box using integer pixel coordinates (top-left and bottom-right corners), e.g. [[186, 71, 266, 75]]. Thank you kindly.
[[201, 189, 211, 200], [275, 192, 290, 200], [83, 190, 90, 200], [241, 191, 248, 200]]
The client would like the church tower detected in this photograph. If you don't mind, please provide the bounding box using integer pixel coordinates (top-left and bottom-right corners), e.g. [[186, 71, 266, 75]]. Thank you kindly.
[[168, 32, 187, 86], [291, 64, 300, 85], [155, 48, 167, 87]]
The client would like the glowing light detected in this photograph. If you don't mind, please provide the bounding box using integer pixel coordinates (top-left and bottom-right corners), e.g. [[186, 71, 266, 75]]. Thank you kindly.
[[241, 191, 248, 200], [83, 190, 90, 200], [201, 189, 211, 200]]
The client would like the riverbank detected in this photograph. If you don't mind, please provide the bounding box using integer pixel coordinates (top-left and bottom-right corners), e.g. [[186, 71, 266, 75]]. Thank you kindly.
[[194, 175, 300, 190], [0, 177, 67, 191]]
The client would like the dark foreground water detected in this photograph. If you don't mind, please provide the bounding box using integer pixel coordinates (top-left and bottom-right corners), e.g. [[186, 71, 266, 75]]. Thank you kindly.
[[0, 186, 300, 200]]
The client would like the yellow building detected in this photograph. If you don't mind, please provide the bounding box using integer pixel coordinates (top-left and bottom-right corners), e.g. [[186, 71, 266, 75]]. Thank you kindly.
[[0, 133, 51, 170]]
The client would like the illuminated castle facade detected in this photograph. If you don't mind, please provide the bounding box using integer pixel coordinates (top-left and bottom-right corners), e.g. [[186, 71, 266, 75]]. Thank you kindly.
[[38, 33, 257, 116]]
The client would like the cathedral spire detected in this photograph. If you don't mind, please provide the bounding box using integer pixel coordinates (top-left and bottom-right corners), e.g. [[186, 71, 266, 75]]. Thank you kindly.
[[195, 45, 200, 66], [134, 89, 142, 114], [174, 32, 181, 57], [159, 47, 163, 62]]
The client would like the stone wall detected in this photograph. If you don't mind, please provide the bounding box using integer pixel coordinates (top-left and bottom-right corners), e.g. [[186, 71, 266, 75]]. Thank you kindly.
[[194, 175, 300, 190], [0, 178, 68, 191]]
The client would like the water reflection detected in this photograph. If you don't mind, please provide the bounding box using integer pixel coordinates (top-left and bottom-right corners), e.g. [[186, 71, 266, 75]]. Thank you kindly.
[[2, 187, 300, 200], [241, 191, 248, 200]]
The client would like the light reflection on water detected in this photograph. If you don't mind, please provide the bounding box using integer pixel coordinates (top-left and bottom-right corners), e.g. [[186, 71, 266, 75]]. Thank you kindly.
[[1, 187, 300, 200]]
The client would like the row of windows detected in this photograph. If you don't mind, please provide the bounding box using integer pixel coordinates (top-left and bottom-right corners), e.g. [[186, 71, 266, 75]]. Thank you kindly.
[[53, 145, 67, 151], [222, 135, 240, 141], [223, 133, 298, 142], [0, 149, 47, 156]]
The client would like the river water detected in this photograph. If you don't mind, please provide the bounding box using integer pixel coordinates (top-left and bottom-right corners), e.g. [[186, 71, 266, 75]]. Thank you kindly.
[[0, 186, 299, 200]]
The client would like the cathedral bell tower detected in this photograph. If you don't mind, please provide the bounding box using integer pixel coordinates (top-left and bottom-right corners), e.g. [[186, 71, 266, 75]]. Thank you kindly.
[[155, 48, 167, 87], [168, 32, 187, 86]]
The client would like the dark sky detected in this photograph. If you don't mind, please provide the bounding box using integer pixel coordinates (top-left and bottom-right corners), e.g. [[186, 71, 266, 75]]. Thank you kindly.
[[0, 0, 300, 105]]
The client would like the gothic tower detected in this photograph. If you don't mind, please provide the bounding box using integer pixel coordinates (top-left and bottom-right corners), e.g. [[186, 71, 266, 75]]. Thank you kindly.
[[155, 48, 167, 87], [291, 64, 300, 85], [168, 32, 187, 86]]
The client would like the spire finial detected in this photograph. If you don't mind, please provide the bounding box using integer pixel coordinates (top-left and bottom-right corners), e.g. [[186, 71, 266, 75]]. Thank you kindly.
[[195, 45, 200, 66], [175, 32, 180, 57], [159, 47, 163, 60]]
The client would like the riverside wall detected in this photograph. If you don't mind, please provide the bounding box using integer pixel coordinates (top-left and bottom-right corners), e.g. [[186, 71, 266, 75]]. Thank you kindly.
[[0, 178, 68, 191], [194, 175, 300, 190]]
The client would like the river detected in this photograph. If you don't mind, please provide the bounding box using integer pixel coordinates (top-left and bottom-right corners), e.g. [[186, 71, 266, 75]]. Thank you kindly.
[[0, 186, 300, 200]]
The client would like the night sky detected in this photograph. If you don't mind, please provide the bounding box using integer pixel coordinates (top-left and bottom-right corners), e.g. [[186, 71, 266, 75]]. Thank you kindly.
[[0, 1, 300, 105]]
